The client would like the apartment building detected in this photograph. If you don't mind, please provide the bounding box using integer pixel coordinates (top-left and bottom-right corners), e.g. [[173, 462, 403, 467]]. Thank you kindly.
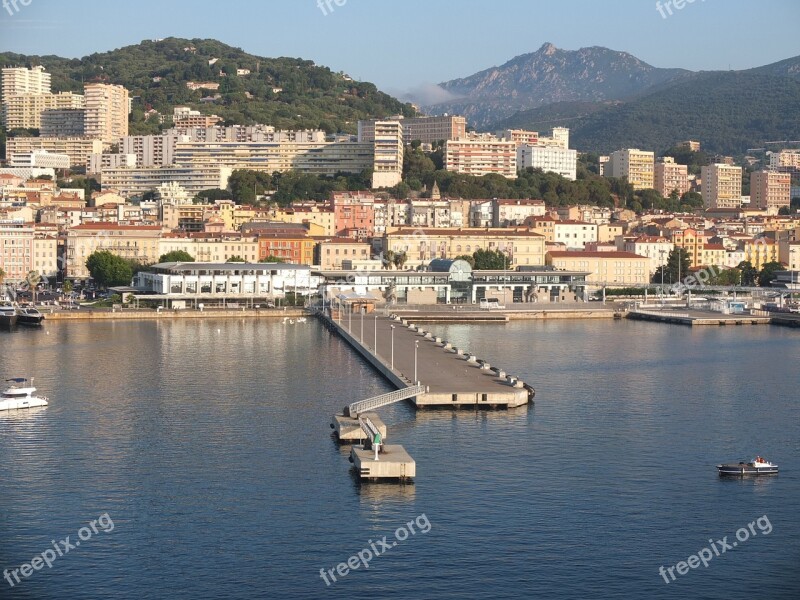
[[268, 206, 336, 237], [624, 235, 674, 275], [331, 192, 375, 239], [8, 150, 70, 170], [172, 106, 223, 128], [5, 137, 104, 168], [33, 225, 59, 279], [257, 233, 316, 265], [84, 83, 130, 144], [0, 221, 34, 282], [89, 152, 137, 173], [120, 133, 189, 168], [64, 223, 163, 280], [605, 149, 655, 190], [499, 129, 539, 145], [654, 157, 689, 197], [546, 250, 649, 285], [314, 238, 372, 270], [40, 108, 86, 137], [358, 115, 466, 144], [701, 164, 743, 209], [100, 166, 232, 198], [1, 66, 51, 124], [517, 145, 577, 180], [445, 139, 517, 179], [551, 221, 599, 250], [750, 170, 791, 210], [4, 92, 84, 129], [371, 120, 404, 188], [768, 149, 800, 172], [670, 227, 707, 268], [384, 227, 546, 268], [158, 233, 260, 264], [492, 199, 546, 227]]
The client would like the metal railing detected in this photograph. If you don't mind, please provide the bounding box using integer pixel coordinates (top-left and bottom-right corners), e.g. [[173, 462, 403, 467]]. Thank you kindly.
[[346, 384, 426, 417]]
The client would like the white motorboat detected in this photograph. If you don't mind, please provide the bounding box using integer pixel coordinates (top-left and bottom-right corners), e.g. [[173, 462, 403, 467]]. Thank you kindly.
[[0, 378, 49, 411], [717, 456, 779, 476]]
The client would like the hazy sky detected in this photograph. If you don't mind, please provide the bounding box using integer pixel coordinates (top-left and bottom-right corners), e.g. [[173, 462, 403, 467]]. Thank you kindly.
[[1, 0, 799, 96]]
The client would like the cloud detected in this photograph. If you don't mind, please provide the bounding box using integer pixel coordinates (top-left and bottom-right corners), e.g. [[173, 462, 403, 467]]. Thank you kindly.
[[387, 82, 460, 107]]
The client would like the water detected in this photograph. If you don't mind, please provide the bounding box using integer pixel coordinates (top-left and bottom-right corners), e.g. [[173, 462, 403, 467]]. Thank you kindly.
[[0, 319, 798, 599]]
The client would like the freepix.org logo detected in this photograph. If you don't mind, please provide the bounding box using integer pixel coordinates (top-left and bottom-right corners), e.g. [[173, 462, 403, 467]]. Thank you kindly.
[[3, 0, 33, 17]]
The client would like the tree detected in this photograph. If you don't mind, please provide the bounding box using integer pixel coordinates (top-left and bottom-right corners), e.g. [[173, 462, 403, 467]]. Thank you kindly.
[[454, 254, 476, 268], [392, 251, 407, 270], [472, 248, 508, 270], [227, 255, 246, 262], [0, 267, 5, 286], [63, 280, 73, 295], [259, 255, 283, 263], [85, 251, 134, 288], [159, 250, 195, 264], [383, 250, 395, 270], [656, 248, 691, 284], [758, 261, 783, 287], [737, 261, 758, 286], [708, 267, 741, 286]]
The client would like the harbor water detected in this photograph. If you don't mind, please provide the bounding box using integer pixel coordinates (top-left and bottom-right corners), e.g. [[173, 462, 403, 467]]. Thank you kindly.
[[0, 319, 798, 599]]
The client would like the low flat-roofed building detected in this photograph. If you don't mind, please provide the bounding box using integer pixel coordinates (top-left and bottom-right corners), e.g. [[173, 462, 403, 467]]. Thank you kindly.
[[546, 250, 650, 285]]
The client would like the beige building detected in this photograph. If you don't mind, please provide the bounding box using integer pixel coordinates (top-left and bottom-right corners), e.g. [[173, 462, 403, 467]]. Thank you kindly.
[[371, 120, 404, 188], [654, 157, 689, 197], [445, 139, 517, 179], [750, 170, 791, 210], [64, 223, 163, 279], [5, 136, 104, 168], [385, 227, 545, 268], [315, 238, 372, 270], [624, 235, 673, 275], [0, 221, 35, 282], [33, 225, 59, 279], [2, 66, 51, 124], [158, 234, 260, 264], [547, 250, 649, 285], [4, 92, 84, 130], [100, 165, 232, 198], [84, 83, 130, 144], [701, 164, 742, 209], [605, 149, 655, 190], [358, 115, 466, 144], [269, 206, 336, 237]]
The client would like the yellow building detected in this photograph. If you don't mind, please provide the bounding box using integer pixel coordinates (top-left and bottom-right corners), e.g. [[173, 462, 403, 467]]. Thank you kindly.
[[5, 136, 104, 168], [750, 170, 791, 210], [269, 206, 336, 237], [65, 223, 163, 280], [547, 250, 649, 285], [385, 227, 545, 268], [671, 227, 707, 268], [701, 164, 742, 209], [4, 92, 84, 130], [158, 234, 260, 264], [606, 149, 655, 190], [315, 238, 372, 270], [742, 238, 779, 270], [84, 83, 129, 144]]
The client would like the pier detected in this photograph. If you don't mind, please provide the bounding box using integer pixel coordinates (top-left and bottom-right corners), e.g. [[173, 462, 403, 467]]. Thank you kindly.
[[323, 308, 534, 482], [627, 307, 772, 326]]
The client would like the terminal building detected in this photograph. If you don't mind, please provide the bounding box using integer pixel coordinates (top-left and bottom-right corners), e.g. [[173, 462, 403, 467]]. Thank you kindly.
[[318, 259, 589, 306]]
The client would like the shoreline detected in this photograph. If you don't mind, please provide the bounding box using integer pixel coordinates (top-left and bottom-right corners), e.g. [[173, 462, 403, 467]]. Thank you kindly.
[[40, 308, 308, 321]]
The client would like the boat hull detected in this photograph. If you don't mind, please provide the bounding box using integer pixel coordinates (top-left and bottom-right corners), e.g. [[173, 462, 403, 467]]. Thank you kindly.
[[17, 313, 45, 326], [0, 397, 48, 411], [717, 463, 778, 476]]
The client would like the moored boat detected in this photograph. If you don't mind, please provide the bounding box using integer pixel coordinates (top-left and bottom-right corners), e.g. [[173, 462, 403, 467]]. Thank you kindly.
[[717, 456, 778, 476], [0, 378, 49, 411], [16, 307, 45, 326], [0, 304, 17, 329]]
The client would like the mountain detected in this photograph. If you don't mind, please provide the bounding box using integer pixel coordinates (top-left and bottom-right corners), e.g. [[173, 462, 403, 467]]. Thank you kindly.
[[0, 38, 415, 135], [494, 68, 800, 156], [426, 43, 690, 128]]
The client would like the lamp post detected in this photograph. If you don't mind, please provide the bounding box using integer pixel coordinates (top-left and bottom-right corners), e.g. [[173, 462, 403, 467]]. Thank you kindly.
[[660, 249, 666, 305], [390, 325, 395, 370], [374, 314, 378, 351], [360, 306, 364, 342], [348, 304, 352, 332], [414, 340, 419, 384]]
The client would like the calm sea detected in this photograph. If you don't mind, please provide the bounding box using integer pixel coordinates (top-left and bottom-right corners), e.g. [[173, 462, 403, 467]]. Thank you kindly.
[[0, 319, 798, 599]]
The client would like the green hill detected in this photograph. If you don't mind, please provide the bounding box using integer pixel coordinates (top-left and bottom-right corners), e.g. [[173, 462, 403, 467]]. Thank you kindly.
[[494, 71, 800, 156], [0, 38, 415, 135]]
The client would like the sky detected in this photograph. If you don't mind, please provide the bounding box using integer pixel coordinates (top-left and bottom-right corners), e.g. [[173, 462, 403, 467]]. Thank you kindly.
[[1, 0, 799, 99]]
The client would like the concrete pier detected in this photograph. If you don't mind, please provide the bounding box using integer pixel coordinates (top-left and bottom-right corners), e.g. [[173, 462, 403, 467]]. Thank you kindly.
[[627, 308, 771, 326], [332, 412, 387, 444], [323, 312, 533, 409], [351, 444, 416, 481]]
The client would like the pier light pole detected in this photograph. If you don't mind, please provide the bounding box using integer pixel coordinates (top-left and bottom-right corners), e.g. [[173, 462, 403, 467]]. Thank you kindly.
[[348, 304, 352, 332], [414, 340, 419, 384], [374, 313, 378, 350], [390, 325, 395, 369], [360, 306, 364, 342]]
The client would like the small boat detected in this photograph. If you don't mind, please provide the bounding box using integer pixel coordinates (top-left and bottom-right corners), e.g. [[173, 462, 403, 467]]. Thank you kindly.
[[0, 378, 49, 411], [717, 456, 778, 476], [16, 307, 45, 326], [0, 304, 17, 329]]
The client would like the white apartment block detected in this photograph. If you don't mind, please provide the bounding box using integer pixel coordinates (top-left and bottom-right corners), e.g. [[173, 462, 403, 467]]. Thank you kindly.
[[517, 145, 577, 180], [605, 149, 655, 190], [624, 235, 674, 275], [750, 170, 791, 210], [100, 166, 233, 198], [358, 115, 466, 144], [701, 164, 743, 209], [89, 153, 137, 173], [654, 157, 689, 197], [445, 139, 517, 178], [120, 133, 189, 168], [493, 199, 546, 226], [8, 150, 70, 169], [371, 120, 404, 188], [552, 221, 598, 250], [3, 92, 84, 129], [5, 137, 104, 168], [84, 83, 130, 144], [2, 66, 51, 124]]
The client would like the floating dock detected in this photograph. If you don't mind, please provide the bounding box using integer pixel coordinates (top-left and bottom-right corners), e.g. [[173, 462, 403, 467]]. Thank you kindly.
[[350, 444, 415, 482], [627, 309, 771, 327], [332, 412, 386, 443]]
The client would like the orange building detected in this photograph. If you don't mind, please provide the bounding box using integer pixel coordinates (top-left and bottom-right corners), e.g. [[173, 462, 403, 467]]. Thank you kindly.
[[257, 233, 315, 265]]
